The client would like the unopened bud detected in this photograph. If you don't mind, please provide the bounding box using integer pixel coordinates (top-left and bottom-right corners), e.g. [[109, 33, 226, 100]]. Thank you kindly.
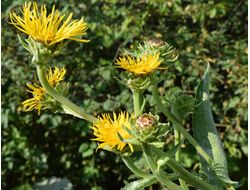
[[135, 114, 156, 134], [147, 39, 165, 48]]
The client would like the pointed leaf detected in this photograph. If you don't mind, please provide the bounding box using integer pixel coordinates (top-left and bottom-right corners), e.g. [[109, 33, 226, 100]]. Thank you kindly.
[[156, 138, 185, 171], [117, 131, 125, 142], [122, 137, 141, 145], [157, 123, 170, 138], [192, 63, 233, 189], [121, 178, 158, 190], [18, 35, 32, 54], [138, 93, 146, 115], [149, 140, 164, 148], [117, 130, 141, 145], [234, 178, 245, 188], [121, 124, 136, 138]]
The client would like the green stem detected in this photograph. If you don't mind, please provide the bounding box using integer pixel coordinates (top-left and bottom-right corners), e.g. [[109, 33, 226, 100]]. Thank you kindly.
[[174, 124, 181, 162], [151, 146, 221, 190], [121, 155, 180, 181], [37, 65, 98, 123], [132, 89, 141, 116], [174, 125, 189, 190], [120, 155, 154, 179], [142, 143, 184, 190], [151, 84, 214, 167]]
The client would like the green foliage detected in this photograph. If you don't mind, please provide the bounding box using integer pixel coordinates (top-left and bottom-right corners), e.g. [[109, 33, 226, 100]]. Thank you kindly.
[[121, 178, 158, 190], [2, 0, 247, 189], [193, 64, 232, 189]]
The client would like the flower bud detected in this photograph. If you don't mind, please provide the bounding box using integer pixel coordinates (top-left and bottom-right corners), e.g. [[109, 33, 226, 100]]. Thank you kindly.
[[129, 113, 162, 143], [147, 39, 165, 48], [124, 39, 178, 63], [163, 92, 199, 122], [136, 114, 156, 133], [126, 113, 169, 147]]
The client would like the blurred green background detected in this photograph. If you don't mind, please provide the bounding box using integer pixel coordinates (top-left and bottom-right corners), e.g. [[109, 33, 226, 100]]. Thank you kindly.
[[1, 0, 248, 189]]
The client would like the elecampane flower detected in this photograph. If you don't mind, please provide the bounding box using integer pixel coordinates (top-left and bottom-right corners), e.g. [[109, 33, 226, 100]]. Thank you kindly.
[[91, 112, 134, 152], [22, 66, 66, 115], [9, 2, 89, 45], [46, 66, 66, 87], [22, 83, 46, 115], [115, 53, 165, 75]]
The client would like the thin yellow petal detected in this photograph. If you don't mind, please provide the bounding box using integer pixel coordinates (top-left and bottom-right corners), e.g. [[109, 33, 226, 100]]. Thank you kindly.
[[90, 112, 133, 152], [9, 2, 89, 45]]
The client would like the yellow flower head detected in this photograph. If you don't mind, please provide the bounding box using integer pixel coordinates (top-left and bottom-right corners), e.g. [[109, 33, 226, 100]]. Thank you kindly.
[[46, 66, 66, 87], [22, 83, 46, 115], [22, 66, 66, 115], [9, 2, 90, 45], [115, 53, 165, 75], [91, 112, 134, 153]]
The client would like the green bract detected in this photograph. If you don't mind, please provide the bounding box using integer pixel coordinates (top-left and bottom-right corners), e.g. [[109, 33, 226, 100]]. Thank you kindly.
[[18, 35, 66, 66], [114, 70, 164, 91], [125, 40, 179, 63], [163, 93, 199, 122], [97, 143, 135, 157], [118, 113, 169, 146]]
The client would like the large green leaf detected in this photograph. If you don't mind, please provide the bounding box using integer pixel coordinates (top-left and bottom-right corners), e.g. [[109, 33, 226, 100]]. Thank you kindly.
[[192, 63, 237, 189]]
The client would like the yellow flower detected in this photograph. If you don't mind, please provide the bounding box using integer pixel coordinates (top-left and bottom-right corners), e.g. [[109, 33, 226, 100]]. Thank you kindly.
[[22, 83, 46, 115], [9, 2, 89, 45], [91, 112, 134, 153], [46, 66, 66, 87], [22, 66, 66, 115], [115, 53, 165, 75]]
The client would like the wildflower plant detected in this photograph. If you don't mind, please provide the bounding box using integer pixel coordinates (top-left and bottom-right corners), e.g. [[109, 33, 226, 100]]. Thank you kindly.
[[9, 2, 245, 189]]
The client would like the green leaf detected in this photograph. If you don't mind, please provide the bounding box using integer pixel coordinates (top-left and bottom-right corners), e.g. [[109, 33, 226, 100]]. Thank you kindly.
[[17, 35, 33, 54], [11, 184, 32, 190], [156, 138, 185, 171], [121, 124, 137, 138], [192, 63, 236, 188], [123, 137, 141, 145], [138, 93, 146, 115], [156, 123, 170, 138], [121, 17, 133, 32], [121, 178, 158, 190], [234, 178, 245, 188], [149, 139, 164, 148], [50, 115, 62, 127], [78, 143, 88, 153], [209, 7, 217, 18], [82, 149, 94, 158]]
